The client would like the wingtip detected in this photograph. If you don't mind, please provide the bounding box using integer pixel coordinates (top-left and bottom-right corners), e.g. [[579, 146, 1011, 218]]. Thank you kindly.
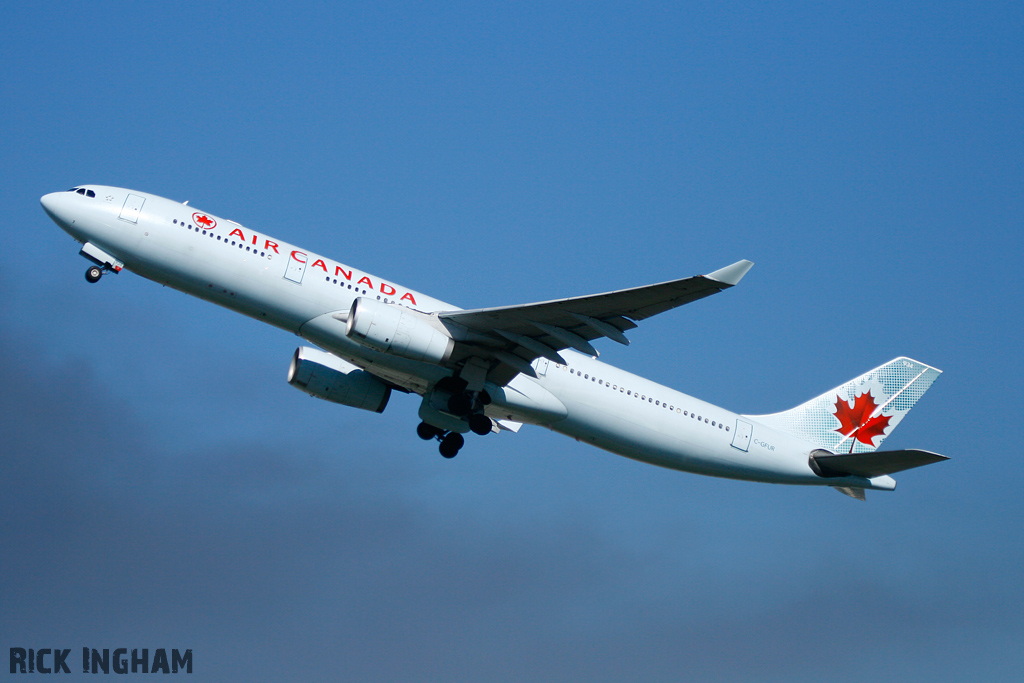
[[707, 259, 754, 286]]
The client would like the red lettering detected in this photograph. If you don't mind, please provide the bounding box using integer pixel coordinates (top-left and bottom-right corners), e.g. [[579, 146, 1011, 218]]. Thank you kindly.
[[334, 266, 352, 280], [229, 228, 245, 240], [400, 292, 417, 305], [291, 250, 307, 263], [265, 240, 280, 254], [357, 276, 373, 288], [311, 259, 328, 272], [380, 283, 396, 296], [252, 234, 257, 245]]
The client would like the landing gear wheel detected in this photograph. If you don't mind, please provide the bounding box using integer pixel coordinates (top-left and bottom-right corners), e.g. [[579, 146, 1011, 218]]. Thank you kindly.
[[468, 413, 492, 436], [439, 432, 464, 459], [447, 392, 474, 416], [416, 422, 442, 440], [85, 266, 103, 283]]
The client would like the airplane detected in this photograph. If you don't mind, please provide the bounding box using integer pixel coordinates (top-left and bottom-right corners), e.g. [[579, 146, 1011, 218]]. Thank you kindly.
[[41, 185, 947, 499]]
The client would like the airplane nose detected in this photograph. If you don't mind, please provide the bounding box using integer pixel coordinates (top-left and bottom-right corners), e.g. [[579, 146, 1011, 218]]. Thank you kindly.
[[40, 192, 59, 216], [40, 191, 74, 231]]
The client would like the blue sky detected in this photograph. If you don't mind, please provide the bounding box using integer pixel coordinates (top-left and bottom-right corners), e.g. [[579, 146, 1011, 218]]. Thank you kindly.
[[2, 1, 1022, 680]]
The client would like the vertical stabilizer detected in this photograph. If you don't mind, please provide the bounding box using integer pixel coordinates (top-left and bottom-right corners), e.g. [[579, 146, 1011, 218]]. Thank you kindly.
[[747, 357, 941, 454]]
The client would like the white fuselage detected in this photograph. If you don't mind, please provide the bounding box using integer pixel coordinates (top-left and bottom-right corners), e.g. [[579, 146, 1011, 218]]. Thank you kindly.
[[41, 186, 888, 490]]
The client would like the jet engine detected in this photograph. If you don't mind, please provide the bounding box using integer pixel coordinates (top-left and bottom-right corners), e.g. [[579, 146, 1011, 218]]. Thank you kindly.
[[287, 346, 391, 413], [345, 297, 454, 364]]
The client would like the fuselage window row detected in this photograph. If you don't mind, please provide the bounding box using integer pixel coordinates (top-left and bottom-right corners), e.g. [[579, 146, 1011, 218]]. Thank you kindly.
[[323, 275, 395, 301], [173, 218, 269, 258], [555, 363, 729, 431]]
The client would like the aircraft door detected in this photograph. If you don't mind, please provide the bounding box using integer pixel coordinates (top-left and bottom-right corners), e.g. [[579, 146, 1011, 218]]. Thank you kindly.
[[731, 419, 752, 451], [284, 250, 308, 283], [119, 194, 146, 223], [534, 358, 549, 376]]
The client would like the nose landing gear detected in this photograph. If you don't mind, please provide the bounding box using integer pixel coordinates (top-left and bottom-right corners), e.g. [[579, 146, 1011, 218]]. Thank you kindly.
[[79, 243, 124, 283]]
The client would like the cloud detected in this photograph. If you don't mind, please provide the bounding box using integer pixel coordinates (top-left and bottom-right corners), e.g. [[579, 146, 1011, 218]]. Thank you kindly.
[[1, 313, 1021, 682]]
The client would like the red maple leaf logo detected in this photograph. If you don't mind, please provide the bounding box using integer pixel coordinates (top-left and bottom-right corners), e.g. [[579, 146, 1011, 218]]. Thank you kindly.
[[193, 213, 215, 229], [833, 391, 892, 452]]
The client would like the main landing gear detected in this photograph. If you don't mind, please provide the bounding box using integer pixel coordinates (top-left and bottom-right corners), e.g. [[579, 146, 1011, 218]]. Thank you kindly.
[[419, 364, 496, 459], [417, 421, 466, 458], [446, 390, 494, 437], [417, 388, 494, 459]]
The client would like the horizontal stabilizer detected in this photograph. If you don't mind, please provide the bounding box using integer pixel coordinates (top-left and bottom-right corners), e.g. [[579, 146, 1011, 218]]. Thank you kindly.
[[811, 449, 948, 479]]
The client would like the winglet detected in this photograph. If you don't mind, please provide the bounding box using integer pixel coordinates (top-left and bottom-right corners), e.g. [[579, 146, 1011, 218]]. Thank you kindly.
[[706, 259, 754, 286]]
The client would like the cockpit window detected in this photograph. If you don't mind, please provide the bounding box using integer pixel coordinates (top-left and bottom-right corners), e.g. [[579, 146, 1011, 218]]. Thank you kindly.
[[77, 188, 86, 194], [86, 190, 95, 197], [72, 188, 96, 197], [67, 188, 79, 192]]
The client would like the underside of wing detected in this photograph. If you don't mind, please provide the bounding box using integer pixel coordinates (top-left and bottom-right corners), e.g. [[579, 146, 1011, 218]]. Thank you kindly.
[[437, 260, 753, 383]]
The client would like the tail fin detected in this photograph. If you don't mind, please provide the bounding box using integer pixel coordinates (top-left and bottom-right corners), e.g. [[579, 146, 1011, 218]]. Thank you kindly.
[[748, 357, 941, 454]]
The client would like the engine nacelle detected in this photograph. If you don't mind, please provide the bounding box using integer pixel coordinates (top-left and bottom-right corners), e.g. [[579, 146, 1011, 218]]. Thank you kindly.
[[345, 297, 454, 364], [287, 346, 391, 413]]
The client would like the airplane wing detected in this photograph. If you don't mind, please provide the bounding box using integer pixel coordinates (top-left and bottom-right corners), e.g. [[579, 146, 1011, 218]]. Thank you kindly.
[[440, 260, 753, 379]]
